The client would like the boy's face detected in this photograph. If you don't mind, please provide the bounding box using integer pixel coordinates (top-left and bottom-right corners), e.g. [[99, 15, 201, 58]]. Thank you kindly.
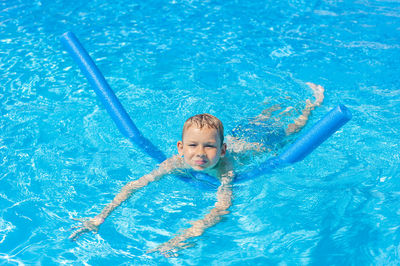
[[177, 126, 226, 171]]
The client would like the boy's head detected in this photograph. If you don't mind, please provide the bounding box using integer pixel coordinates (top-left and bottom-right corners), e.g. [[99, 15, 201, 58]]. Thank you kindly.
[[181, 114, 224, 144], [178, 114, 226, 171]]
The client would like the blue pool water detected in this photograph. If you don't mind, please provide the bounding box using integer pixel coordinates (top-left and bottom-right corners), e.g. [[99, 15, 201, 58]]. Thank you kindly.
[[1, 0, 400, 264]]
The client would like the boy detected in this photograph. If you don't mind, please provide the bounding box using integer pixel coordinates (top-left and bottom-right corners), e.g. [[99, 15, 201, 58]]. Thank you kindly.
[[69, 83, 324, 257]]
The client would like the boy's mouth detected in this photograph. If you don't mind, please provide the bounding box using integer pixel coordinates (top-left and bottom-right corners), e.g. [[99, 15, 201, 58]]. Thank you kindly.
[[194, 160, 207, 166]]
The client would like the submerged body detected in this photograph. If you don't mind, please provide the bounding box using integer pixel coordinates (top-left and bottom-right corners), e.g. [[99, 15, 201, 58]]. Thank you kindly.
[[70, 83, 324, 257]]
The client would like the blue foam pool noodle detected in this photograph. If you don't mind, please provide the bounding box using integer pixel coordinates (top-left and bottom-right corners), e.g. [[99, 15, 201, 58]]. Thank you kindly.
[[60, 32, 166, 163], [236, 104, 352, 181], [278, 104, 352, 164]]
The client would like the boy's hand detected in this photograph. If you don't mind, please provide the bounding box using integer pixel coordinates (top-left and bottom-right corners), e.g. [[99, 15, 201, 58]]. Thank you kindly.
[[69, 216, 104, 241], [147, 237, 195, 258]]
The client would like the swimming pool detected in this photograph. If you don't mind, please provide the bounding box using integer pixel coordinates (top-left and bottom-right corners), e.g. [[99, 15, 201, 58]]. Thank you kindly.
[[1, 0, 400, 264]]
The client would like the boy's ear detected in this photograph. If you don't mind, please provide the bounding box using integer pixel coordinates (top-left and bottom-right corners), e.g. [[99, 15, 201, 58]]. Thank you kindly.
[[221, 143, 227, 157], [177, 141, 184, 155]]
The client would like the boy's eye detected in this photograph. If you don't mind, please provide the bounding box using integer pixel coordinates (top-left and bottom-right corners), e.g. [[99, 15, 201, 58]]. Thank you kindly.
[[188, 144, 197, 147]]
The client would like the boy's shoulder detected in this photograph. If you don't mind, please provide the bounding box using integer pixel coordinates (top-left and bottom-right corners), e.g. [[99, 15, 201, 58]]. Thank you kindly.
[[216, 156, 235, 178], [159, 155, 187, 173]]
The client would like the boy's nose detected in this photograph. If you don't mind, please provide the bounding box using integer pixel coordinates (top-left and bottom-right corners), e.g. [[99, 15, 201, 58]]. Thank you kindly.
[[196, 146, 206, 156]]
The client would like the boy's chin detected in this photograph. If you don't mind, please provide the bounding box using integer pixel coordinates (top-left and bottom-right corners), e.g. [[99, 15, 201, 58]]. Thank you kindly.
[[191, 164, 218, 172]]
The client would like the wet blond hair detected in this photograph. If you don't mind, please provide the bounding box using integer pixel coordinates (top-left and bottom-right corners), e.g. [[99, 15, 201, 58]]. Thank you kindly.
[[182, 113, 224, 145]]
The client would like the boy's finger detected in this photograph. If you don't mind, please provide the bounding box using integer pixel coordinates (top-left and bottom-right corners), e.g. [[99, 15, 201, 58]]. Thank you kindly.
[[69, 227, 87, 241], [69, 232, 78, 241], [69, 229, 81, 240], [71, 217, 87, 222], [70, 225, 81, 230]]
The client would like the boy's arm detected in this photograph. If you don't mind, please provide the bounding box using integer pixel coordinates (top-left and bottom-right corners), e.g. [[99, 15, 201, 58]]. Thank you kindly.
[[152, 170, 234, 257], [69, 155, 181, 241], [286, 83, 325, 135]]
